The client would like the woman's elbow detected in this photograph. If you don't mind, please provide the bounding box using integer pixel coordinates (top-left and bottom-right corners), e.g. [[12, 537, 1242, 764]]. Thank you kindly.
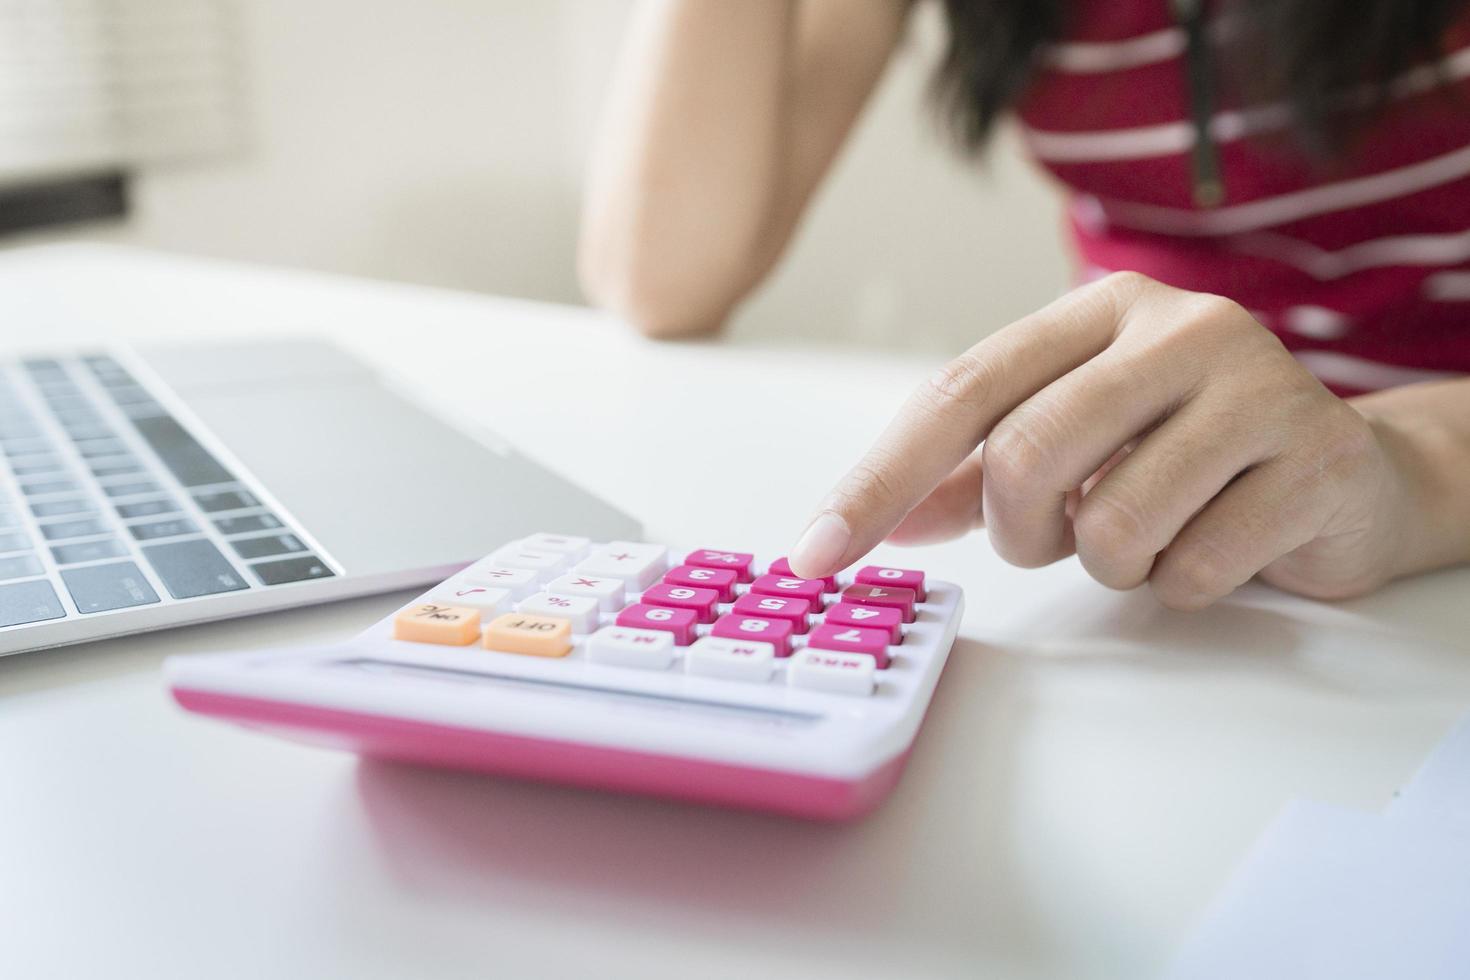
[[577, 237, 747, 340]]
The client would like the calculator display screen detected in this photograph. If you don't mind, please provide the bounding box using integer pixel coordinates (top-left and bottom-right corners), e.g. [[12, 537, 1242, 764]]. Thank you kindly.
[[330, 658, 823, 728]]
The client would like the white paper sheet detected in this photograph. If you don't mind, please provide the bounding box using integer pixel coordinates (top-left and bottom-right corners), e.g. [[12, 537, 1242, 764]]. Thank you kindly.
[[1169, 714, 1470, 980]]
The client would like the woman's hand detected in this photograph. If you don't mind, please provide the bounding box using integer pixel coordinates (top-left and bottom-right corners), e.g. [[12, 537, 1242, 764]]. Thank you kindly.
[[787, 272, 1470, 609]]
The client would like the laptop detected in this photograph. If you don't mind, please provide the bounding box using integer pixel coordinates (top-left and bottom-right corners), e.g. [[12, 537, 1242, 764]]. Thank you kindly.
[[0, 340, 640, 656]]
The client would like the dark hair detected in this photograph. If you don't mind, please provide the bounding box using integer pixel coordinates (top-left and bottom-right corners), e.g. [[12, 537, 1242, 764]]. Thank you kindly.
[[932, 0, 1469, 157]]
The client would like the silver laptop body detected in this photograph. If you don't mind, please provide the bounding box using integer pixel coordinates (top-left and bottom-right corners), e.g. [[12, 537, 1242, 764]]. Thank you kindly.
[[0, 340, 640, 656]]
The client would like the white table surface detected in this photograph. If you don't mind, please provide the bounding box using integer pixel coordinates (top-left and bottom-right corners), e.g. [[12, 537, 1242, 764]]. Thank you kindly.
[[1, 244, 1467, 980]]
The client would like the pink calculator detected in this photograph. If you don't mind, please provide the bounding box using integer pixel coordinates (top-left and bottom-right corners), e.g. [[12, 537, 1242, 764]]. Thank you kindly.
[[165, 534, 965, 820]]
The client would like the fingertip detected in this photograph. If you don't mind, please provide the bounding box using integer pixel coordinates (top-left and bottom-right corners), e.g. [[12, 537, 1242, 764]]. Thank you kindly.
[[787, 510, 851, 579]]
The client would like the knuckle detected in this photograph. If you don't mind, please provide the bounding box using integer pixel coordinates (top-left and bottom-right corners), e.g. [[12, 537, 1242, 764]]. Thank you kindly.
[[921, 350, 998, 420], [981, 420, 1048, 488], [1074, 493, 1149, 568], [1152, 537, 1239, 608], [1172, 292, 1252, 341], [838, 450, 909, 512], [1097, 269, 1153, 296]]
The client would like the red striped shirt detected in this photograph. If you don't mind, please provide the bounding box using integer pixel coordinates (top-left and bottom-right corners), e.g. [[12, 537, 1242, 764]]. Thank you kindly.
[[1015, 1, 1470, 394]]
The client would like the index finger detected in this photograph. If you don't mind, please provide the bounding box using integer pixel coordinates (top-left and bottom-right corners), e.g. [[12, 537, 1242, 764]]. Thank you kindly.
[[786, 277, 1132, 579]]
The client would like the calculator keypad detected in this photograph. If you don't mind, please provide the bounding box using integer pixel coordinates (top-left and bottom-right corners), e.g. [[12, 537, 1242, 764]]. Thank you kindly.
[[390, 533, 948, 697]]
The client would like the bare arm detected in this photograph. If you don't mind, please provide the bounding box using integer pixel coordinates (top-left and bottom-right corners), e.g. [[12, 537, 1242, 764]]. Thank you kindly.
[[579, 0, 909, 337]]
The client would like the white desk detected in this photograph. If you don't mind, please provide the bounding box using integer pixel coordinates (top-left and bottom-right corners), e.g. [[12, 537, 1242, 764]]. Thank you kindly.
[[2, 245, 1467, 980]]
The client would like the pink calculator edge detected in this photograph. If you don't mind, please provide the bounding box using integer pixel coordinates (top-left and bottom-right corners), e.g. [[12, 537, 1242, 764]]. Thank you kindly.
[[170, 687, 914, 820]]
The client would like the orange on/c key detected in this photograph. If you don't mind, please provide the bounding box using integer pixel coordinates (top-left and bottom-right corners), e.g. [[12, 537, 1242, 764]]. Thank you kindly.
[[393, 602, 482, 645], [484, 612, 574, 658]]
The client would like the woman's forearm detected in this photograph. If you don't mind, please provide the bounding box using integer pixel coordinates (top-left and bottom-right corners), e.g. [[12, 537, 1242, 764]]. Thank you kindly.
[[1351, 377, 1470, 578], [579, 0, 906, 337], [580, 0, 793, 335]]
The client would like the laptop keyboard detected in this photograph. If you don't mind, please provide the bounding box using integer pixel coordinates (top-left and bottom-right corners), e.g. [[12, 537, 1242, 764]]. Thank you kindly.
[[0, 353, 336, 630]]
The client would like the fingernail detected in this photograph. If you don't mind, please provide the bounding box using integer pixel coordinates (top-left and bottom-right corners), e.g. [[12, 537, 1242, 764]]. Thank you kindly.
[[790, 511, 851, 578]]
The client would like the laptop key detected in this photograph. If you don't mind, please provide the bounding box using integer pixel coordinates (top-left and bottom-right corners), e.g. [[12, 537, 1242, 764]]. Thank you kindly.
[[193, 489, 259, 512], [61, 561, 160, 613], [213, 513, 283, 535], [231, 534, 304, 560], [142, 539, 250, 599], [0, 579, 66, 627], [76, 438, 130, 458], [21, 479, 77, 496], [10, 458, 64, 476], [30, 498, 94, 518], [129, 415, 234, 487], [2, 438, 52, 457], [109, 386, 157, 406], [90, 458, 144, 478], [0, 554, 44, 581], [52, 539, 128, 565], [104, 481, 160, 498], [40, 518, 108, 541], [129, 519, 198, 541], [252, 555, 334, 586], [62, 424, 114, 442], [0, 530, 29, 552], [116, 498, 179, 519]]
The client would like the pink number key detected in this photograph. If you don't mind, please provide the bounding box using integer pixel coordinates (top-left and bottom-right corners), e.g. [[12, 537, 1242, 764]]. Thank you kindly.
[[685, 549, 755, 583], [663, 564, 739, 602], [824, 601, 902, 643], [841, 584, 917, 623], [854, 565, 926, 602], [769, 557, 837, 593], [807, 622, 891, 669], [616, 603, 699, 645], [731, 592, 812, 633], [749, 574, 825, 609], [710, 613, 794, 657], [641, 582, 721, 623]]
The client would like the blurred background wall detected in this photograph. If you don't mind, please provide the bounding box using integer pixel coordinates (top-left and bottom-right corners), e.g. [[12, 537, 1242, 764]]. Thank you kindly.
[[9, 0, 1072, 354]]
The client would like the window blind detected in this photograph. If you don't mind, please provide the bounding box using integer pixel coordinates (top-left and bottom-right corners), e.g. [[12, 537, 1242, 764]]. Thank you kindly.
[[0, 0, 245, 184]]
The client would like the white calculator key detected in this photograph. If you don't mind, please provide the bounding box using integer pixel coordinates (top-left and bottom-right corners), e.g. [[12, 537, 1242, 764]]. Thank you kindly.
[[461, 565, 539, 599], [489, 546, 567, 580], [520, 532, 591, 559], [787, 648, 876, 697], [684, 636, 775, 683], [546, 573, 625, 613], [575, 541, 667, 591], [586, 626, 676, 670], [517, 592, 599, 633], [431, 585, 512, 618]]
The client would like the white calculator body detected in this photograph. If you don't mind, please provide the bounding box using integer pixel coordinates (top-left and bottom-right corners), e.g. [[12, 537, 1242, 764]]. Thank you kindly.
[[166, 535, 964, 820]]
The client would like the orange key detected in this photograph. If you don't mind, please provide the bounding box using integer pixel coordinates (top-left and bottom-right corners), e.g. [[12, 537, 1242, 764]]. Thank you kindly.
[[393, 602, 481, 645], [484, 612, 573, 658]]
